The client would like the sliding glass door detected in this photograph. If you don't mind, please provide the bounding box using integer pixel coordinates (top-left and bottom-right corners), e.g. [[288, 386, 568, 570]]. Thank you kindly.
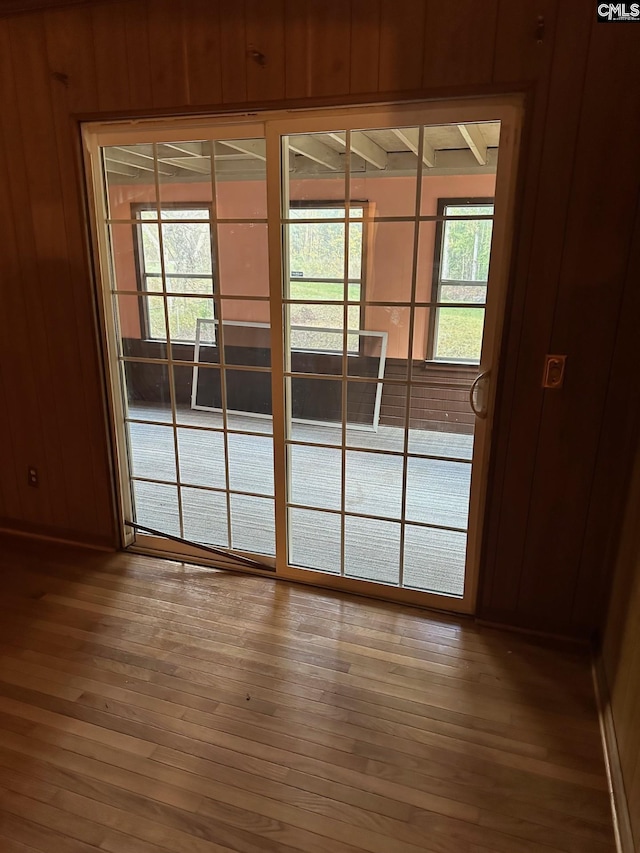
[[94, 127, 277, 568], [84, 98, 521, 612]]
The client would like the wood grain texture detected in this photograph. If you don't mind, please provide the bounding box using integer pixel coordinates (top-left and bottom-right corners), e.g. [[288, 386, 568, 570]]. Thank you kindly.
[[0, 16, 58, 531], [183, 0, 222, 107], [378, 0, 426, 92], [515, 16, 640, 634], [220, 0, 248, 104], [422, 0, 497, 90], [8, 12, 107, 539], [123, 0, 152, 109], [146, 0, 188, 109], [492, 0, 557, 84], [602, 446, 640, 848], [284, 0, 351, 99], [245, 0, 285, 103], [0, 537, 617, 853], [349, 0, 380, 95], [0, 21, 41, 526], [43, 4, 97, 113], [91, 0, 130, 111], [479, 0, 591, 626], [43, 3, 113, 542], [574, 197, 640, 635], [0, 0, 112, 16]]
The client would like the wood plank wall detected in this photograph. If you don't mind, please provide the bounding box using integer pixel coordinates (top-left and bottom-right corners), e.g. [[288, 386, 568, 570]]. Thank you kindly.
[[0, 0, 639, 637], [602, 442, 640, 847], [381, 363, 475, 435]]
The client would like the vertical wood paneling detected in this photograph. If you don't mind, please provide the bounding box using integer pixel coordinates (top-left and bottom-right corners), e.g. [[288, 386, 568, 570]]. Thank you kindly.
[[43, 5, 97, 113], [572, 199, 640, 634], [0, 25, 40, 525], [349, 0, 380, 95], [124, 0, 152, 109], [0, 17, 60, 530], [307, 0, 351, 97], [219, 0, 248, 103], [516, 19, 640, 633], [91, 1, 130, 111], [183, 0, 222, 106], [378, 0, 426, 92], [603, 446, 640, 847], [284, 0, 307, 99], [146, 0, 188, 109], [0, 372, 19, 520], [479, 0, 582, 621], [7, 13, 98, 536], [245, 0, 285, 103], [284, 0, 351, 99], [422, 0, 498, 89], [492, 0, 556, 84], [44, 6, 114, 542]]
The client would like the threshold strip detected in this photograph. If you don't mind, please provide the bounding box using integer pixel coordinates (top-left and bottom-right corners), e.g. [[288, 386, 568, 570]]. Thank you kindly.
[[124, 520, 274, 571]]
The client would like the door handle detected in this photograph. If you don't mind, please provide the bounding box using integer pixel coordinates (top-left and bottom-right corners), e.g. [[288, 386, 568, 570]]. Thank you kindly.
[[469, 369, 491, 419]]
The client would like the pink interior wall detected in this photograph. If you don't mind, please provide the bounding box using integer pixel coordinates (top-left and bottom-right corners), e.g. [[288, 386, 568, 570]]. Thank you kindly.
[[110, 172, 495, 357]]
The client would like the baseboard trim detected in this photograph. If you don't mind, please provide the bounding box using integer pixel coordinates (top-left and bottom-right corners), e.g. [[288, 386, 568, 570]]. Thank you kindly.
[[592, 655, 635, 853], [475, 617, 589, 649], [0, 524, 115, 553]]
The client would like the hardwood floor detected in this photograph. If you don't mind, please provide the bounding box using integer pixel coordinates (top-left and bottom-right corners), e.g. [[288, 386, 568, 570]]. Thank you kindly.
[[0, 537, 615, 853]]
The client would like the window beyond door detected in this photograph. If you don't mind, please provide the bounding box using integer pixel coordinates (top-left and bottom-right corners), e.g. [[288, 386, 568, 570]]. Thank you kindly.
[[288, 203, 364, 353], [427, 198, 494, 364], [134, 204, 215, 342]]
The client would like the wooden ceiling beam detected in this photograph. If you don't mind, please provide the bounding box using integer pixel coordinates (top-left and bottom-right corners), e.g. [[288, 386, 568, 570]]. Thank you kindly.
[[158, 157, 211, 175], [107, 145, 175, 177], [103, 159, 139, 178], [457, 124, 488, 166], [155, 143, 211, 174], [328, 131, 388, 170], [160, 141, 206, 158], [217, 139, 267, 161], [391, 128, 435, 168], [288, 136, 342, 170]]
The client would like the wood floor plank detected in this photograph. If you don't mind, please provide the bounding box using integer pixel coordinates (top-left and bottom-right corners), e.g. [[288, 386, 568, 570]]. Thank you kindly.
[[0, 746, 366, 853], [0, 538, 616, 852], [0, 695, 614, 837], [0, 656, 606, 828], [0, 770, 237, 853], [0, 648, 606, 796], [0, 835, 41, 853], [0, 604, 604, 780], [39, 582, 596, 704], [0, 644, 593, 768], [11, 591, 597, 739], [0, 596, 598, 737]]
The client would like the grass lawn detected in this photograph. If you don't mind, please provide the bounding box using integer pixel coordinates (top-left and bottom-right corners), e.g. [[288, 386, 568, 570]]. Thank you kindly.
[[289, 280, 359, 301], [289, 281, 484, 360], [434, 307, 484, 361]]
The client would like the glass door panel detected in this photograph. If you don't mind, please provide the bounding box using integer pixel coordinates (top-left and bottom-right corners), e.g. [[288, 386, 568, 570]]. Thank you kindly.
[[99, 133, 275, 563], [279, 118, 505, 603], [87, 99, 520, 612]]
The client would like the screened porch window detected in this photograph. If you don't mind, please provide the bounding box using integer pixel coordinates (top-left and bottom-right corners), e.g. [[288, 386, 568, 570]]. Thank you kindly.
[[134, 204, 215, 342], [428, 198, 494, 364], [288, 204, 364, 353]]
